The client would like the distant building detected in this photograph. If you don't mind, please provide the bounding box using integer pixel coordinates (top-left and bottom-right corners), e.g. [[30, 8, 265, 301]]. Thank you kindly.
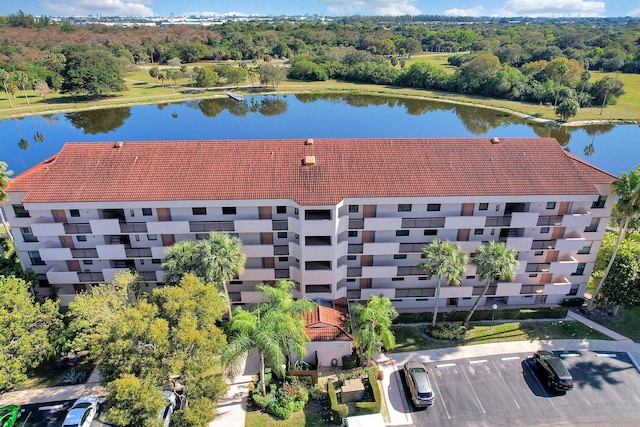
[[6, 137, 615, 310]]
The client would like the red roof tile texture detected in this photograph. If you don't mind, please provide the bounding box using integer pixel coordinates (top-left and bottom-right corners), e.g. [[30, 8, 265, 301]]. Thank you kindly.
[[8, 138, 616, 205], [304, 305, 352, 342]]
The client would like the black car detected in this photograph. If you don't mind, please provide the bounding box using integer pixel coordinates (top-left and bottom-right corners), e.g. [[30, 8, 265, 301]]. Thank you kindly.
[[533, 351, 574, 392]]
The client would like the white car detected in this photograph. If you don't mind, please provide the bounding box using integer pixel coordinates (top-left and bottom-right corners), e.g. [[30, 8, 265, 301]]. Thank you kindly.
[[159, 391, 178, 427], [62, 395, 99, 427]]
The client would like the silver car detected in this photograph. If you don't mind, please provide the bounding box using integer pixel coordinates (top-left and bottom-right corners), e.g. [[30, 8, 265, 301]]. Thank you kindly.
[[403, 361, 435, 408], [62, 395, 99, 427]]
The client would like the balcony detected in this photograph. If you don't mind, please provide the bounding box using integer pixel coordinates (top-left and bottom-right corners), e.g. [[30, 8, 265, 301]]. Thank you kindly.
[[272, 219, 288, 231], [510, 212, 539, 228], [30, 217, 65, 237], [139, 271, 157, 282], [64, 223, 92, 234], [78, 272, 105, 282], [71, 248, 99, 258], [147, 220, 190, 234], [96, 244, 126, 259], [485, 216, 512, 227], [400, 217, 445, 229], [40, 247, 72, 261], [445, 216, 485, 229], [537, 215, 563, 227], [120, 222, 148, 233], [189, 221, 235, 233], [46, 264, 78, 284], [362, 265, 397, 278], [243, 244, 274, 258], [363, 241, 400, 255], [89, 218, 120, 235], [125, 247, 153, 257], [235, 219, 272, 233], [349, 218, 364, 229], [562, 213, 592, 228]]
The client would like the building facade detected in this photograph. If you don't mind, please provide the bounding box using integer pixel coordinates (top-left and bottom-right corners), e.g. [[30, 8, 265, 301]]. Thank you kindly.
[[5, 138, 615, 310]]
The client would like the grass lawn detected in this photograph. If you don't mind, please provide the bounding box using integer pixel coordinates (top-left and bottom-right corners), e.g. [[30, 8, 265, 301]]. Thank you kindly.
[[391, 320, 611, 353], [245, 405, 326, 427], [403, 53, 459, 74], [589, 305, 640, 342]]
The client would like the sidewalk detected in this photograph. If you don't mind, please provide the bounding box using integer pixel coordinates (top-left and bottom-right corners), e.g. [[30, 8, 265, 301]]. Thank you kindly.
[[567, 309, 631, 341], [209, 351, 259, 427], [0, 383, 107, 406]]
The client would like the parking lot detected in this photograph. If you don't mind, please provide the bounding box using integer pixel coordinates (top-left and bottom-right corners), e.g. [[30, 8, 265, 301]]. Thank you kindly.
[[397, 351, 640, 426], [12, 400, 111, 427]]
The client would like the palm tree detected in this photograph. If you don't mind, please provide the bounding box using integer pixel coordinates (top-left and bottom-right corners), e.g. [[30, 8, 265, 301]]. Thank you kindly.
[[0, 69, 13, 108], [587, 165, 640, 311], [553, 64, 568, 108], [579, 70, 591, 97], [0, 161, 14, 241], [13, 71, 31, 106], [599, 76, 616, 115], [418, 240, 467, 326], [222, 282, 311, 396], [464, 241, 519, 325], [160, 240, 200, 284], [198, 232, 246, 320], [349, 295, 398, 366]]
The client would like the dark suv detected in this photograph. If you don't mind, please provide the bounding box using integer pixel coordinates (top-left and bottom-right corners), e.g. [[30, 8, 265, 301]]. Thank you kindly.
[[533, 351, 574, 392]]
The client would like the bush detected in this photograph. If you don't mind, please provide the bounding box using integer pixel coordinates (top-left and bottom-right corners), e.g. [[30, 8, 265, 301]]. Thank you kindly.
[[425, 323, 467, 340], [309, 382, 326, 400], [395, 307, 569, 324], [251, 384, 275, 410], [355, 370, 382, 415], [342, 353, 358, 370], [265, 381, 309, 420], [327, 380, 348, 422]]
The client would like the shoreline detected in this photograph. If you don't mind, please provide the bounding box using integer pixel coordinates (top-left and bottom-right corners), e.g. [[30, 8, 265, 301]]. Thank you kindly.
[[0, 85, 638, 128]]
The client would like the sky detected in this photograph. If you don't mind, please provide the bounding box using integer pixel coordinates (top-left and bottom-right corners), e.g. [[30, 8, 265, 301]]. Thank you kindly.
[[3, 0, 639, 18]]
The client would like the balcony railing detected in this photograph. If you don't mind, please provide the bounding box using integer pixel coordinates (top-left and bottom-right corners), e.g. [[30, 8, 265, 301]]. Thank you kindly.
[[485, 216, 512, 227], [272, 220, 288, 231], [537, 215, 563, 226], [71, 248, 98, 258], [189, 221, 235, 232], [78, 272, 105, 282], [347, 267, 362, 277], [401, 217, 445, 228], [348, 244, 364, 254], [349, 219, 365, 229], [399, 242, 427, 253], [274, 245, 289, 255], [125, 248, 153, 257], [397, 266, 423, 276], [64, 223, 92, 234], [120, 222, 148, 233]]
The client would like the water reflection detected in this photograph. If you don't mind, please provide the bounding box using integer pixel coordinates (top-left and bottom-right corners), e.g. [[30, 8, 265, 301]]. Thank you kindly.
[[65, 108, 132, 134]]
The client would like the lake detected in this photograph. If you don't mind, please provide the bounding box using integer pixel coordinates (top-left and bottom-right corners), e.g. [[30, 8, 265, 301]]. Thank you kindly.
[[1, 93, 638, 177]]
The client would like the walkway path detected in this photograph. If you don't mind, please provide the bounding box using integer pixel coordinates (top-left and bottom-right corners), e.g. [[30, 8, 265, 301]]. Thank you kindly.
[[567, 310, 631, 341]]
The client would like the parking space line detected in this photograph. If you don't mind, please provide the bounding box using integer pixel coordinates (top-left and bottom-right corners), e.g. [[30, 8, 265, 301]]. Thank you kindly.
[[500, 356, 520, 361], [436, 363, 456, 368], [595, 353, 617, 358], [492, 360, 520, 409], [460, 366, 486, 414], [523, 359, 555, 407], [468, 359, 487, 364], [430, 373, 451, 420], [561, 353, 581, 358]]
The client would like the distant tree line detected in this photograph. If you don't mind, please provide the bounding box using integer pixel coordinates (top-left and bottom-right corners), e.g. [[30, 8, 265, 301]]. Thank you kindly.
[[0, 11, 636, 110]]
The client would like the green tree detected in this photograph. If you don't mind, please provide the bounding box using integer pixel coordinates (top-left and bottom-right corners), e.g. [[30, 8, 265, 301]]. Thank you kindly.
[[223, 280, 312, 396], [588, 165, 640, 311], [12, 71, 30, 105], [592, 76, 624, 115], [61, 45, 127, 97], [0, 69, 14, 108], [464, 241, 519, 324], [418, 239, 467, 326], [0, 276, 63, 392], [556, 98, 579, 121], [105, 374, 165, 427], [149, 66, 159, 84], [194, 67, 219, 88], [349, 295, 398, 365], [600, 243, 640, 312]]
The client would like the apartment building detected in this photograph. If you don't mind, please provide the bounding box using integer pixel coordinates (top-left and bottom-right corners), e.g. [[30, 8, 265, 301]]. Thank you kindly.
[[5, 137, 615, 310]]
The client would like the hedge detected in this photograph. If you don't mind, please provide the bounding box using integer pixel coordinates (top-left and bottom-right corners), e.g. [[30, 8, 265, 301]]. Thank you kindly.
[[355, 370, 382, 415], [395, 306, 568, 324], [328, 380, 348, 422]]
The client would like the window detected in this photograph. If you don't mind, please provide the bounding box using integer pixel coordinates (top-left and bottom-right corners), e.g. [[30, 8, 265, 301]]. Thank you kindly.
[[577, 242, 593, 255], [529, 273, 538, 277], [147, 234, 158, 240], [279, 256, 288, 262], [394, 254, 407, 259], [396, 230, 409, 236], [534, 251, 544, 256], [346, 278, 356, 283], [572, 263, 586, 276], [276, 206, 286, 214], [69, 209, 80, 217], [474, 228, 484, 235], [83, 260, 93, 265], [349, 205, 359, 213], [347, 255, 356, 260], [222, 207, 237, 215], [305, 261, 331, 270], [398, 204, 412, 212], [305, 209, 331, 220], [546, 202, 557, 209], [391, 277, 404, 281], [479, 203, 489, 211], [585, 218, 600, 233], [142, 208, 153, 216], [28, 251, 45, 265], [348, 230, 358, 237], [152, 259, 162, 264], [306, 284, 331, 293], [76, 235, 87, 242], [591, 195, 607, 209], [192, 207, 207, 215], [20, 227, 38, 242], [427, 204, 441, 212], [12, 204, 30, 218], [418, 277, 427, 280], [277, 232, 287, 239], [424, 229, 437, 236], [540, 227, 550, 234]]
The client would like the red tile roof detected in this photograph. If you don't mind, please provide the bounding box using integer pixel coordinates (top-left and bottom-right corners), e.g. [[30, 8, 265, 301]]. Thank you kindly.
[[8, 138, 616, 205], [304, 304, 352, 342]]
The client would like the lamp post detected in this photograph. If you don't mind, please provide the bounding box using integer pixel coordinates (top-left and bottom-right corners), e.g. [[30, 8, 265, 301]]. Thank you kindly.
[[491, 304, 498, 330]]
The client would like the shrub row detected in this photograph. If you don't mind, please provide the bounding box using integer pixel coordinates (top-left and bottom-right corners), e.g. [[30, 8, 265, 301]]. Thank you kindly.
[[355, 370, 382, 415], [328, 380, 348, 422], [425, 323, 467, 340], [395, 307, 568, 324]]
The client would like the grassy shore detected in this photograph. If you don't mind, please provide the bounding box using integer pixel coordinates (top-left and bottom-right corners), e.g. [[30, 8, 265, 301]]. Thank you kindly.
[[0, 62, 638, 126]]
